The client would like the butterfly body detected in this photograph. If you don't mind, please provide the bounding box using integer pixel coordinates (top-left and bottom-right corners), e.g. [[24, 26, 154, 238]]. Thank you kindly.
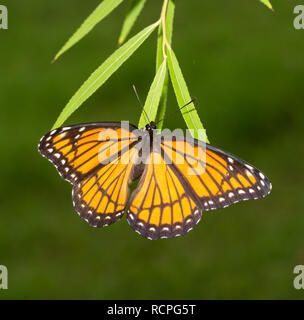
[[39, 121, 271, 240]]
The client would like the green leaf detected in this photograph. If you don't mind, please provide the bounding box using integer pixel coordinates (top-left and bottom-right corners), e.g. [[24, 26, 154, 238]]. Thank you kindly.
[[52, 21, 159, 129], [259, 0, 273, 10], [138, 60, 167, 128], [118, 0, 147, 45], [167, 49, 209, 143], [53, 0, 125, 62], [155, 0, 175, 129]]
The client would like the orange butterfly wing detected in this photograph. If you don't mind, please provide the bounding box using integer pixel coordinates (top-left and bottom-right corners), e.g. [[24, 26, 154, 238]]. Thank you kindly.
[[39, 123, 138, 183], [161, 136, 272, 211], [127, 150, 201, 240], [72, 147, 139, 226], [127, 135, 271, 240], [39, 123, 140, 226]]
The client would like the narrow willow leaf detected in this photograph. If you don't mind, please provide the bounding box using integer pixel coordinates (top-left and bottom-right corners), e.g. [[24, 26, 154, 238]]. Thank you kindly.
[[167, 49, 209, 143], [52, 21, 159, 129], [155, 0, 175, 129], [138, 60, 167, 128], [118, 0, 147, 45], [53, 0, 125, 61], [259, 0, 273, 10], [155, 72, 169, 129]]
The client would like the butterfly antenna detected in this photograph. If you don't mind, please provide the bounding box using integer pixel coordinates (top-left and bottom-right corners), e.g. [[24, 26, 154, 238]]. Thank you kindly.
[[154, 98, 197, 126], [132, 85, 150, 123]]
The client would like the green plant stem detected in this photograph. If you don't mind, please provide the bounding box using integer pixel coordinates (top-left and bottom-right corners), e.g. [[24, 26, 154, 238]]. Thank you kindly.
[[155, 0, 175, 128]]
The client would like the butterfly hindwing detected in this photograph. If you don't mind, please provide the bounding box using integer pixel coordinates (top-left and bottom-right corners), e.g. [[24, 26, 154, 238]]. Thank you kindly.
[[72, 147, 139, 227], [127, 150, 202, 240]]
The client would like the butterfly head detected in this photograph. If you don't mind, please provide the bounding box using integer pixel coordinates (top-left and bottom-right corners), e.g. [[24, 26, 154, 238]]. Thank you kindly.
[[145, 121, 156, 133]]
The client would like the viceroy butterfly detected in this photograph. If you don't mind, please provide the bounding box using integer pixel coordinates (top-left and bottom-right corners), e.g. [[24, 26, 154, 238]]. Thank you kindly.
[[38, 121, 271, 240]]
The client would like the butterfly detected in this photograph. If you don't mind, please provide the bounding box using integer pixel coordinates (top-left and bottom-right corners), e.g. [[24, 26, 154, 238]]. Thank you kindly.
[[38, 121, 271, 240]]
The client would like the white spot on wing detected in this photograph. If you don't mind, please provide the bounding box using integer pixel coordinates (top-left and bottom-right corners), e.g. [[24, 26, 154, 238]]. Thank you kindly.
[[128, 213, 134, 220], [245, 164, 254, 171], [228, 157, 234, 164], [186, 218, 192, 224]]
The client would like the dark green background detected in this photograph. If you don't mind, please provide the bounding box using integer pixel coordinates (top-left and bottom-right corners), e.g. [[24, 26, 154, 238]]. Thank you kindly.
[[1, 0, 303, 299]]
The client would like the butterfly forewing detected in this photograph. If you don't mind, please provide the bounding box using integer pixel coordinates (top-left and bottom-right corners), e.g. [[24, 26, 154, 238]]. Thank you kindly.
[[161, 136, 272, 211], [38, 123, 138, 184]]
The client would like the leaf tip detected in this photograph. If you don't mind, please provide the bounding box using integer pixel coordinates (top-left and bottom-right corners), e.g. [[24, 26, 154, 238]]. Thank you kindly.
[[260, 0, 274, 11], [118, 38, 124, 46], [51, 53, 61, 64]]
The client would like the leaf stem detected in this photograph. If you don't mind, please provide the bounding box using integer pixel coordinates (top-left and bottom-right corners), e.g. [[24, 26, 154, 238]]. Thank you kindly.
[[159, 0, 171, 59]]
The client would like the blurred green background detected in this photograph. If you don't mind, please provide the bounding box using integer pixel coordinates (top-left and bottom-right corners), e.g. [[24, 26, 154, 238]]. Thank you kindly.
[[1, 0, 303, 299]]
